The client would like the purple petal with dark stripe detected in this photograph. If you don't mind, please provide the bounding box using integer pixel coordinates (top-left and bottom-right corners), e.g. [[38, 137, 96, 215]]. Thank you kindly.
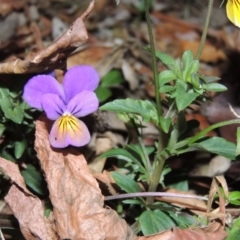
[[66, 90, 99, 117], [41, 94, 66, 120]]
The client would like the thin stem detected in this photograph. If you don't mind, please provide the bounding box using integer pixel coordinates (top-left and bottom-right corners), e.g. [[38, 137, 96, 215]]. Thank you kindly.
[[195, 0, 214, 60], [104, 192, 208, 201], [144, 0, 162, 118], [146, 153, 166, 205], [189, 119, 240, 144], [144, 0, 168, 205]]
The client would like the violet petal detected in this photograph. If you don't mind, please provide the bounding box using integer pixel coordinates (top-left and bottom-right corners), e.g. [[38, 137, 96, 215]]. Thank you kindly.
[[66, 90, 99, 117], [63, 65, 99, 103], [41, 94, 66, 120], [49, 115, 90, 148], [23, 75, 64, 109]]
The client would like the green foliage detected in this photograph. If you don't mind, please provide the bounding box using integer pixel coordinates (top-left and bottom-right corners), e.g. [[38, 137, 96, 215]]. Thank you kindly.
[[139, 210, 176, 235], [191, 137, 236, 160], [226, 217, 240, 240], [229, 191, 240, 205], [111, 171, 142, 193], [99, 49, 239, 236], [95, 69, 125, 103], [100, 99, 159, 125], [21, 164, 48, 196]]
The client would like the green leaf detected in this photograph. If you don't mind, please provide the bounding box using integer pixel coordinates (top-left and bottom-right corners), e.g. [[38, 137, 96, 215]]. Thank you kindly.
[[139, 210, 176, 235], [111, 171, 142, 193], [155, 51, 175, 67], [229, 191, 240, 205], [122, 199, 144, 205], [175, 82, 199, 111], [100, 99, 158, 125], [159, 70, 176, 86], [236, 127, 240, 156], [226, 217, 240, 240], [0, 123, 6, 137], [185, 60, 199, 82], [99, 148, 145, 173], [159, 85, 175, 93], [173, 59, 183, 79], [168, 211, 196, 228], [191, 137, 236, 160], [0, 98, 24, 124], [203, 83, 227, 92], [21, 164, 47, 195], [14, 140, 27, 159], [199, 75, 221, 83], [182, 50, 194, 71], [159, 117, 172, 133], [169, 180, 189, 191], [95, 86, 112, 103], [101, 69, 124, 87], [0, 86, 9, 98]]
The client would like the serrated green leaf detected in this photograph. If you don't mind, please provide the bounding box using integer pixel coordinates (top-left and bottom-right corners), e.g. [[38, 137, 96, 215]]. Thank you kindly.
[[100, 99, 158, 125], [203, 83, 227, 92], [159, 117, 172, 133], [101, 69, 124, 87], [175, 82, 199, 111], [0, 98, 24, 124], [139, 210, 176, 235], [95, 86, 112, 103], [14, 140, 27, 159], [159, 70, 176, 86], [111, 171, 142, 193], [155, 51, 175, 68], [192, 137, 236, 160], [21, 164, 47, 195]]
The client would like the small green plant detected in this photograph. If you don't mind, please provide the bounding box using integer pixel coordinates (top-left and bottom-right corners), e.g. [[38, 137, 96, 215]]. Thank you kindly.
[[99, 0, 240, 235]]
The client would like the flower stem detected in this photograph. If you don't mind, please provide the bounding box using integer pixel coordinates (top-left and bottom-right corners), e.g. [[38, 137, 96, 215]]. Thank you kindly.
[[144, 0, 162, 118], [144, 0, 168, 204], [195, 0, 214, 60]]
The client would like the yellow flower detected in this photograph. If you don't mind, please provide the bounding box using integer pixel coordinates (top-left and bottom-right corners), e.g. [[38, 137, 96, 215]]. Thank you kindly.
[[226, 0, 240, 28]]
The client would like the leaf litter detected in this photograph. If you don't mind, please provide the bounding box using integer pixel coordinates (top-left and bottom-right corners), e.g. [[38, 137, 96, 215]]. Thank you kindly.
[[0, 0, 240, 239]]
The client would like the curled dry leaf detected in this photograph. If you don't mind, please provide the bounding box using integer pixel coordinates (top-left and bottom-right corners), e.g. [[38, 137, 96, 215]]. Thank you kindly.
[[0, 157, 57, 240], [0, 1, 94, 74], [35, 116, 135, 240]]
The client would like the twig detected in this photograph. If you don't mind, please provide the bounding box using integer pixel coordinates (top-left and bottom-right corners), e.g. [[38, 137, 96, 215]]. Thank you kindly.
[[104, 192, 208, 201]]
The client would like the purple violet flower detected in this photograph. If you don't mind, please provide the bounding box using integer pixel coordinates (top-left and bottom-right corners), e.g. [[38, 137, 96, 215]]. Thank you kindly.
[[23, 65, 99, 148]]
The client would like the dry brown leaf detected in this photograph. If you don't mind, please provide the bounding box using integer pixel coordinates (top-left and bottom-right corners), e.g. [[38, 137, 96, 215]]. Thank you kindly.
[[181, 40, 226, 63], [35, 116, 135, 240], [0, 157, 57, 240], [0, 1, 94, 74], [137, 222, 227, 240]]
